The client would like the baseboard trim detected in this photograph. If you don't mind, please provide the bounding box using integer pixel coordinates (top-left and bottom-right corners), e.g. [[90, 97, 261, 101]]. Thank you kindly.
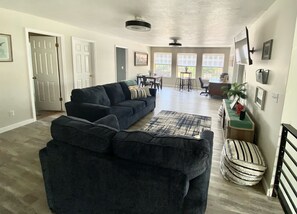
[[0, 119, 35, 134], [262, 177, 273, 197]]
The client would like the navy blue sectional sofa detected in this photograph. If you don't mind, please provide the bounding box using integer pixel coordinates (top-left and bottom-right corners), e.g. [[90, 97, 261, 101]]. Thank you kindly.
[[39, 115, 214, 214], [65, 81, 156, 130]]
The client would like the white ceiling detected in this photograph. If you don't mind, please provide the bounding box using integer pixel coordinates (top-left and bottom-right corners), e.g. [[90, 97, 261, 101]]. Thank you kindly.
[[0, 0, 276, 47]]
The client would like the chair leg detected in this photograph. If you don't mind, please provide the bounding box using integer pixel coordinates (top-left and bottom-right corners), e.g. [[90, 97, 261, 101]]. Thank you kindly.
[[200, 88, 209, 96]]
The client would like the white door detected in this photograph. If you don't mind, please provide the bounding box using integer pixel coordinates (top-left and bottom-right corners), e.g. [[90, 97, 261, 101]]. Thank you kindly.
[[30, 36, 62, 111], [116, 47, 127, 82], [72, 39, 94, 88]]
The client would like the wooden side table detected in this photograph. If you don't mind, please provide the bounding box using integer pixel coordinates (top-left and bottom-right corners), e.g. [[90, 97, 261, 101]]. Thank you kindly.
[[222, 99, 255, 143]]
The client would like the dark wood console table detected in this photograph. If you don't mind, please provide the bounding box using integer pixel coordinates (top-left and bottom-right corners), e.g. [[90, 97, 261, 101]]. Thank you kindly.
[[209, 80, 231, 97]]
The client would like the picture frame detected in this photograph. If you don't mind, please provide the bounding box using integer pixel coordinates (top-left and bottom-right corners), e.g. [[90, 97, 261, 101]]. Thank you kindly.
[[230, 95, 239, 109], [0, 33, 13, 62], [134, 52, 148, 66], [255, 87, 266, 110], [261, 39, 273, 60]]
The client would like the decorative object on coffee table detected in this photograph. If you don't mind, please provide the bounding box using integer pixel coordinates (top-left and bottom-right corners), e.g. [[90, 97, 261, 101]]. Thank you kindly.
[[141, 110, 211, 137], [235, 102, 244, 115]]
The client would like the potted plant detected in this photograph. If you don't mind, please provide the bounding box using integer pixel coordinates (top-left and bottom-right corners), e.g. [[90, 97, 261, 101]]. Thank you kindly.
[[222, 82, 247, 100]]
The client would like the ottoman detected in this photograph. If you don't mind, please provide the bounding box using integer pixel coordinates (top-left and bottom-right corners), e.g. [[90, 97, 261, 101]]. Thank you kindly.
[[220, 139, 267, 186]]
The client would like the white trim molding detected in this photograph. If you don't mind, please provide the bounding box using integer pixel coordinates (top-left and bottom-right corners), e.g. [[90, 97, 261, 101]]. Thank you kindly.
[[0, 119, 35, 134]]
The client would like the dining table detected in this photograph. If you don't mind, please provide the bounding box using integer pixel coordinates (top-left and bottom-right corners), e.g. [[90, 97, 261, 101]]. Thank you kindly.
[[136, 75, 163, 89], [179, 72, 192, 91]]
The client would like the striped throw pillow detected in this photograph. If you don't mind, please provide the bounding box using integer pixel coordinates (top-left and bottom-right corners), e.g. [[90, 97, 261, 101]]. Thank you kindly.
[[129, 86, 150, 99]]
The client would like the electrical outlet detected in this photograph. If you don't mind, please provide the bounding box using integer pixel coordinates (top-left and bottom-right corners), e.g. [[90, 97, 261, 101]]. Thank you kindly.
[[9, 110, 15, 117], [272, 93, 279, 103]]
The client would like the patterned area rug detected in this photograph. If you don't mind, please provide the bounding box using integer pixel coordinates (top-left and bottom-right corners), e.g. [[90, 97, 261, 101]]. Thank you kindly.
[[141, 110, 212, 137]]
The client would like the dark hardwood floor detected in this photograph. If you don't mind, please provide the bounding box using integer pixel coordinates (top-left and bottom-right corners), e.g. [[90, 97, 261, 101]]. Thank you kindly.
[[0, 87, 283, 213]]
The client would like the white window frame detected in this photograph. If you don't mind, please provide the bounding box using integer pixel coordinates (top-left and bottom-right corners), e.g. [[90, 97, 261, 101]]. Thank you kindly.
[[201, 53, 225, 80], [153, 52, 172, 77], [176, 53, 197, 78]]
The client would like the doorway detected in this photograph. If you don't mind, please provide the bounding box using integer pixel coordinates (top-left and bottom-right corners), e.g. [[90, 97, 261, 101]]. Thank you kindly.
[[26, 29, 65, 120], [116, 47, 127, 81], [72, 37, 95, 88]]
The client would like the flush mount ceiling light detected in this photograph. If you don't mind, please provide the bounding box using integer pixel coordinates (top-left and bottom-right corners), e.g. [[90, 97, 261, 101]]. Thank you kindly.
[[125, 16, 151, 32], [169, 39, 182, 47]]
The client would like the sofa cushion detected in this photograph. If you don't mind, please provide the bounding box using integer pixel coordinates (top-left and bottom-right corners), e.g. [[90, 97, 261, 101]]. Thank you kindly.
[[119, 81, 132, 100], [116, 100, 146, 113], [137, 96, 155, 106], [51, 115, 118, 154], [103, 83, 126, 105], [71, 86, 110, 106], [93, 114, 120, 131], [110, 106, 133, 119], [112, 131, 211, 179]]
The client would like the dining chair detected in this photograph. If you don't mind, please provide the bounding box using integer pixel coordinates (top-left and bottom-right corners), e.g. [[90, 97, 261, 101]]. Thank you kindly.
[[152, 77, 162, 90], [140, 76, 152, 87]]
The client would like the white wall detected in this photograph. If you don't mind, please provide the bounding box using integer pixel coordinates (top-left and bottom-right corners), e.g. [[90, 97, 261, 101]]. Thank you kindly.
[[244, 0, 297, 195], [0, 8, 150, 131], [282, 17, 297, 127]]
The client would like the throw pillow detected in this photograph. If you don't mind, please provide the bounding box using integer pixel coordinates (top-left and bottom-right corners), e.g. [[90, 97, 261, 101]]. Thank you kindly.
[[124, 79, 137, 86], [129, 86, 150, 99], [142, 86, 151, 97]]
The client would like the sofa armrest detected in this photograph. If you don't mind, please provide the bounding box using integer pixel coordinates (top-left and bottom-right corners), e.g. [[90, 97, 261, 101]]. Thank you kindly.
[[183, 130, 214, 214], [200, 130, 214, 147], [65, 102, 111, 122], [149, 88, 157, 97], [39, 147, 55, 211]]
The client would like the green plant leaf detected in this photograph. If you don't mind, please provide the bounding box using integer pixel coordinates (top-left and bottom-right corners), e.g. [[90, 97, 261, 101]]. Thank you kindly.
[[221, 82, 247, 99]]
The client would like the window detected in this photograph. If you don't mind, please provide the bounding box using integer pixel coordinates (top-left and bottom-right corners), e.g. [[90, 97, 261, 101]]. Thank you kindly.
[[153, 53, 172, 77], [176, 53, 197, 78], [201, 54, 225, 80]]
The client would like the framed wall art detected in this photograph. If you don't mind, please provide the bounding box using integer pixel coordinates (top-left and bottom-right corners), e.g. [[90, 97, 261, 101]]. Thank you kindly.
[[255, 86, 266, 110], [262, 39, 273, 60], [0, 33, 13, 62], [134, 52, 148, 66]]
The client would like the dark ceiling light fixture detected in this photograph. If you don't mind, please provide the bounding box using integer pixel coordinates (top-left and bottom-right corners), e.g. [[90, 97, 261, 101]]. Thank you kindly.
[[169, 39, 182, 47], [125, 16, 151, 32]]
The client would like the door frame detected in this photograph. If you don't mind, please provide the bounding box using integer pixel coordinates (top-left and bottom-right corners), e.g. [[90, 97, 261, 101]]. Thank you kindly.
[[71, 37, 96, 88], [115, 45, 128, 81], [25, 28, 67, 121]]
